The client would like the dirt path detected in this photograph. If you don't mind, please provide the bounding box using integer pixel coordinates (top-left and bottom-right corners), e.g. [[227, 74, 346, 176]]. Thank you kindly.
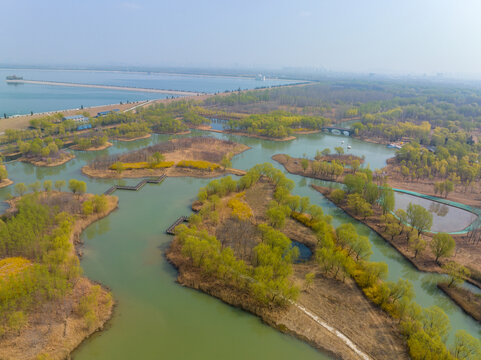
[[291, 301, 372, 360]]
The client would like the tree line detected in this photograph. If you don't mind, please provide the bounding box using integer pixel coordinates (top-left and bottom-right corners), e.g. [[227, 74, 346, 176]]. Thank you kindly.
[[180, 163, 481, 359], [0, 180, 110, 336]]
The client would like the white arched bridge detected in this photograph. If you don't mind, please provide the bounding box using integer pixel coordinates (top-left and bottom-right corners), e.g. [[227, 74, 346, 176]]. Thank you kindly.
[[321, 127, 353, 136]]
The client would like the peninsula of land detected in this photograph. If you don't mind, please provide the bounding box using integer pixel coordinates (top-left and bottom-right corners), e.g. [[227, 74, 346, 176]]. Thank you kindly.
[[167, 164, 409, 360], [0, 191, 118, 360]]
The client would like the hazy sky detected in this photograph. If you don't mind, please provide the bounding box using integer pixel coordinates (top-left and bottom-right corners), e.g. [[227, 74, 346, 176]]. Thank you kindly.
[[1, 0, 481, 75]]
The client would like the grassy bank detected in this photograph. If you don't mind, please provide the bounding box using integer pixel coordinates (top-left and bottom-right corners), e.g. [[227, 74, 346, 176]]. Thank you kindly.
[[0, 191, 118, 360]]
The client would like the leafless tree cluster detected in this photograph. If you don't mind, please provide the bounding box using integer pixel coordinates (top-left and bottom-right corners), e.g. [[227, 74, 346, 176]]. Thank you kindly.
[[467, 218, 481, 245], [215, 218, 259, 262], [39, 192, 83, 214], [75, 129, 107, 140]]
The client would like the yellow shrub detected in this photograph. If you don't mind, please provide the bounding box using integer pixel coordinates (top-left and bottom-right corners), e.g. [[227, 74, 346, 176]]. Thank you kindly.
[[123, 162, 149, 169], [362, 284, 384, 305], [176, 160, 220, 171], [227, 198, 253, 220], [109, 161, 174, 170], [291, 211, 315, 228], [381, 302, 398, 318], [151, 161, 175, 169], [110, 162, 146, 170], [0, 257, 32, 279]]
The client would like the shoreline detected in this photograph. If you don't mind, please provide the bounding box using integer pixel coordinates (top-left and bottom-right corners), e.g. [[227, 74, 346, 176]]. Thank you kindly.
[[19, 152, 75, 167], [0, 67, 309, 83], [113, 133, 152, 142], [6, 79, 204, 96], [165, 243, 349, 360], [273, 153, 481, 234], [0, 178, 13, 188], [164, 177, 408, 360], [437, 283, 481, 324], [292, 129, 323, 135], [0, 194, 118, 360], [273, 154, 481, 288], [0, 101, 156, 132], [194, 126, 297, 142], [82, 137, 250, 180], [383, 157, 481, 209], [81, 165, 246, 179], [70, 141, 113, 151], [311, 184, 481, 321], [310, 184, 471, 275], [152, 130, 191, 136], [0, 81, 310, 132], [272, 153, 349, 182], [166, 228, 407, 360]]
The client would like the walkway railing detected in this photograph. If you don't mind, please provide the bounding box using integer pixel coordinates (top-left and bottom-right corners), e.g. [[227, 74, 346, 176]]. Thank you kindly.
[[166, 216, 189, 235], [104, 175, 166, 195]]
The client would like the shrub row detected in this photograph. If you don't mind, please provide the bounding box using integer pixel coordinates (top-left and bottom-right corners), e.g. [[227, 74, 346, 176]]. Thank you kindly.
[[177, 160, 220, 171]]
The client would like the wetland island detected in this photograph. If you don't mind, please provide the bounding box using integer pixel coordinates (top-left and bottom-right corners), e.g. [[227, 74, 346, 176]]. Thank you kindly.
[[1, 72, 481, 360]]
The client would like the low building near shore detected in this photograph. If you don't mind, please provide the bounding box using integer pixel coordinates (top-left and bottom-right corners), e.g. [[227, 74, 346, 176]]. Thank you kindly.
[[63, 115, 90, 124], [62, 115, 92, 131], [95, 109, 119, 117]]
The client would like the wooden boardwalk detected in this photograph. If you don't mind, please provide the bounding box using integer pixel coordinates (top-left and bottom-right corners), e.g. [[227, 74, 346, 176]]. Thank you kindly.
[[104, 175, 166, 195], [166, 216, 188, 235]]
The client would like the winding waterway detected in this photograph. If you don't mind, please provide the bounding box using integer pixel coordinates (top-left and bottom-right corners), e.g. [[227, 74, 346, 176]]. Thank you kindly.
[[1, 130, 480, 359]]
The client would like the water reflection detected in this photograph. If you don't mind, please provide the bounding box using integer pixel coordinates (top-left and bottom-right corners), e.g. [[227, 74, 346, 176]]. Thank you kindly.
[[420, 274, 443, 296], [291, 241, 312, 262], [394, 192, 476, 233], [0, 201, 9, 215], [84, 217, 111, 240], [400, 266, 421, 282], [429, 202, 449, 217], [298, 177, 307, 188]]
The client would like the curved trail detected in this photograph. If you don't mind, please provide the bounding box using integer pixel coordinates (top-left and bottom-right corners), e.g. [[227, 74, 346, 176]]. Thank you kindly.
[[234, 268, 373, 359]]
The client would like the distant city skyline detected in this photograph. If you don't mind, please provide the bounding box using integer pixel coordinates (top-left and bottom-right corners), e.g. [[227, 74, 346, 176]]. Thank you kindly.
[[2, 0, 481, 78]]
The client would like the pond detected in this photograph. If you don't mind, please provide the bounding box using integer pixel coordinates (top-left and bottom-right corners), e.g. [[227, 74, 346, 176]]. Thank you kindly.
[[209, 118, 228, 131], [393, 191, 477, 233], [291, 241, 313, 262]]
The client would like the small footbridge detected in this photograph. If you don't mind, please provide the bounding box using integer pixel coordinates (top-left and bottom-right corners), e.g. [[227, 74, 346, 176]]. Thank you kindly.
[[104, 175, 166, 195], [322, 127, 353, 136]]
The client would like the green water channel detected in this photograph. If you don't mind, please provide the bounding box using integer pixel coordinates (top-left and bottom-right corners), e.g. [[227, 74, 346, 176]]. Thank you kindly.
[[1, 131, 479, 359]]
